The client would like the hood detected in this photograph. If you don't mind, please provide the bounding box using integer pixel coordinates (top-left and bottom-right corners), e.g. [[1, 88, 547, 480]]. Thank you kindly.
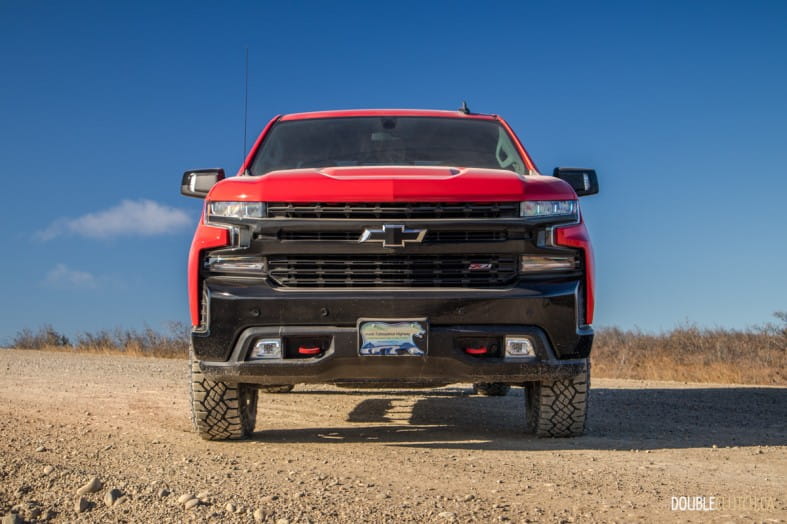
[[207, 166, 576, 202]]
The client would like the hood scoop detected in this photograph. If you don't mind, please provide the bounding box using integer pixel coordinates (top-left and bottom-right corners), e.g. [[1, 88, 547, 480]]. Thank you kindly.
[[318, 166, 461, 180]]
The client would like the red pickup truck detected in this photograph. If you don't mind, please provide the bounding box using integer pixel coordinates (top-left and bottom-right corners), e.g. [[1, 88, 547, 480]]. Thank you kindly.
[[180, 109, 599, 440]]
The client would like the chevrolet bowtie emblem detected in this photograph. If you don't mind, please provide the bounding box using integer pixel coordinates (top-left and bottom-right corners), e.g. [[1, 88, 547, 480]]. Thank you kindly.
[[359, 225, 427, 248]]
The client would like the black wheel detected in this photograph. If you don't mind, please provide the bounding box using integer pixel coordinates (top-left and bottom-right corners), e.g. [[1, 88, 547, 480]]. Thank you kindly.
[[472, 382, 511, 396], [260, 385, 295, 394], [190, 346, 258, 440], [524, 363, 589, 437]]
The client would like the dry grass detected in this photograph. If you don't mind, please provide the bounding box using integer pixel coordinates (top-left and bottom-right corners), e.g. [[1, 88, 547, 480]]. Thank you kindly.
[[6, 314, 786, 384], [8, 323, 188, 359], [592, 315, 786, 385]]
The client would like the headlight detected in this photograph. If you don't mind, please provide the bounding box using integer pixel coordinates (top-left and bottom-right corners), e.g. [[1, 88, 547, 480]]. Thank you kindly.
[[520, 200, 577, 219], [208, 201, 265, 219], [205, 255, 266, 273], [520, 255, 577, 272]]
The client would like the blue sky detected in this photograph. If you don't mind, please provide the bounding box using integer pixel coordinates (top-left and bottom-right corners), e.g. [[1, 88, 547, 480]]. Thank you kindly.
[[1, 1, 785, 341]]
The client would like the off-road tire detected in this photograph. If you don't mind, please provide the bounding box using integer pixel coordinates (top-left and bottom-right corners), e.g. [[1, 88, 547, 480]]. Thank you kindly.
[[524, 364, 589, 437], [472, 382, 511, 396], [260, 385, 295, 394], [190, 348, 258, 440]]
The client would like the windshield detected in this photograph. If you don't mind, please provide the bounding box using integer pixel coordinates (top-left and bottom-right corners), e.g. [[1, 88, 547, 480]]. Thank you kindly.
[[250, 117, 526, 175]]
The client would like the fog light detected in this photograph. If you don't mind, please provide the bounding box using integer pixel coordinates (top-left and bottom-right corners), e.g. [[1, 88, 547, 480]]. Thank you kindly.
[[250, 338, 282, 360], [505, 337, 535, 358], [520, 255, 576, 272]]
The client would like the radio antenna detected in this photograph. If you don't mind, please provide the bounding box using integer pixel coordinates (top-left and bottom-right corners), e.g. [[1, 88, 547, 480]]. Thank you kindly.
[[242, 47, 249, 172]]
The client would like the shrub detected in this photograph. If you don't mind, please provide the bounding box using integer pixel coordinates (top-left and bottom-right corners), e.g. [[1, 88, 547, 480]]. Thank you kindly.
[[11, 325, 70, 349]]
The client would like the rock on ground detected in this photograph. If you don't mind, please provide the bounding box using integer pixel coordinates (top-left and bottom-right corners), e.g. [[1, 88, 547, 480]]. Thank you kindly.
[[76, 476, 102, 495]]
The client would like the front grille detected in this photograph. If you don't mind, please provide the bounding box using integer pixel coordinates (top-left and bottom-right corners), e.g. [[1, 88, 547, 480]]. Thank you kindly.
[[279, 231, 359, 241], [279, 230, 507, 242], [267, 202, 520, 219], [267, 254, 518, 288], [426, 231, 507, 242]]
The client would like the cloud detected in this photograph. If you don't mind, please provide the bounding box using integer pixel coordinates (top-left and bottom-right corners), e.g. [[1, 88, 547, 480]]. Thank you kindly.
[[44, 264, 98, 289], [36, 199, 192, 240]]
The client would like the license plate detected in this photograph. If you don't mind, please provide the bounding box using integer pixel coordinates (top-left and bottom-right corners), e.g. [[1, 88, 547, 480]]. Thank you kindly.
[[358, 319, 428, 356]]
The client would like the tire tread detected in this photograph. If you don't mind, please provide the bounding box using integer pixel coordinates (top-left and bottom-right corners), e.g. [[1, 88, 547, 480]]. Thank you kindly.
[[525, 364, 589, 438], [189, 346, 257, 440]]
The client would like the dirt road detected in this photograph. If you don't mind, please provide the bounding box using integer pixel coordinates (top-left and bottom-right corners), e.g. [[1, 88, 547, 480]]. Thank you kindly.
[[0, 349, 784, 523]]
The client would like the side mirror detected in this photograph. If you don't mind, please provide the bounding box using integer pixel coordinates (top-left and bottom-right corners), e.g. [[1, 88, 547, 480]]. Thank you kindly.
[[181, 168, 225, 198], [553, 167, 599, 197]]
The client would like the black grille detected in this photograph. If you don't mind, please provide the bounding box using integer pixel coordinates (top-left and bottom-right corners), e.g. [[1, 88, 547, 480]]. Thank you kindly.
[[267, 202, 519, 219], [426, 231, 507, 242], [267, 254, 518, 288], [279, 231, 359, 241], [279, 230, 507, 242]]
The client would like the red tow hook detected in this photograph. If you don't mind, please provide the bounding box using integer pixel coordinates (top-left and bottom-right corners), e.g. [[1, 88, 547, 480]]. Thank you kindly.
[[298, 346, 321, 356], [465, 347, 488, 355]]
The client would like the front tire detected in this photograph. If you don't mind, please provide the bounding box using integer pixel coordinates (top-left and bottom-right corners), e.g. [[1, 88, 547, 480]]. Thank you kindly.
[[524, 364, 589, 437], [190, 347, 258, 440]]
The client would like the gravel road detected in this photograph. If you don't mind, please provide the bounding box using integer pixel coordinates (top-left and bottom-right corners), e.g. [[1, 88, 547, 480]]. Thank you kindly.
[[0, 349, 784, 523]]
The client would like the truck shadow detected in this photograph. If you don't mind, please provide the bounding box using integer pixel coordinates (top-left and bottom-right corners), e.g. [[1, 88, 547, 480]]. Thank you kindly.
[[251, 386, 787, 450]]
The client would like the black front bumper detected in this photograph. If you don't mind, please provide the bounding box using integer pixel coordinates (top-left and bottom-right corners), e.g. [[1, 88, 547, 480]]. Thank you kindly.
[[193, 277, 592, 385]]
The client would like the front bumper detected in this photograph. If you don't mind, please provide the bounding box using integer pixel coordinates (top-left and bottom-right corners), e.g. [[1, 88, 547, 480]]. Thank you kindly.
[[193, 277, 592, 385]]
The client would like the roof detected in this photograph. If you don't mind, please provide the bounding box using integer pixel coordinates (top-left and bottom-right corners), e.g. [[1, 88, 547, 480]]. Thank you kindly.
[[278, 109, 499, 121]]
